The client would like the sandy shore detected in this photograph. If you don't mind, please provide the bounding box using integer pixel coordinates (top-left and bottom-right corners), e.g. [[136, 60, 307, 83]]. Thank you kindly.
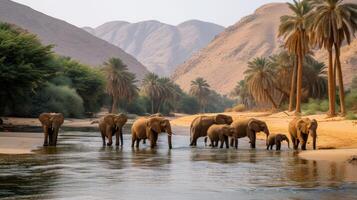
[[0, 132, 42, 154]]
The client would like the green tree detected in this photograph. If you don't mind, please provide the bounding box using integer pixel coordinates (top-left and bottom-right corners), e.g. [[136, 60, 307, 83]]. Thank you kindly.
[[244, 57, 278, 109], [351, 76, 357, 93], [0, 23, 55, 114], [53, 57, 105, 113], [308, 0, 357, 116], [278, 0, 311, 114], [189, 77, 211, 113], [141, 73, 162, 114], [102, 58, 138, 113]]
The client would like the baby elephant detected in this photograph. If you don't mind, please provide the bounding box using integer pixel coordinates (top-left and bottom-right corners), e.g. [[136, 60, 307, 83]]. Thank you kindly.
[[266, 134, 290, 150], [207, 124, 237, 149]]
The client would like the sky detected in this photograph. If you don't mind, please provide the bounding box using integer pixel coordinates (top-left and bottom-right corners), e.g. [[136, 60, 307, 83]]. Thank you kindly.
[[12, 0, 291, 28]]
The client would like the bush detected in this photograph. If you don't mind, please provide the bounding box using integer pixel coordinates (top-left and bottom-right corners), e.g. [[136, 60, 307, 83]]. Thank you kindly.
[[232, 104, 246, 112], [346, 112, 357, 120], [302, 98, 330, 115], [177, 95, 200, 114], [346, 91, 357, 112], [30, 84, 84, 118]]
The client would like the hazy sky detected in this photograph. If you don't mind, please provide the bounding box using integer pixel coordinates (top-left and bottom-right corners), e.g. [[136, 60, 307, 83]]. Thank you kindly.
[[12, 0, 291, 27]]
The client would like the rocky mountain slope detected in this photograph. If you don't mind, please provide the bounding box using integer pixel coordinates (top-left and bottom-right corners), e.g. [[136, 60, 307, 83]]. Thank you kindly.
[[84, 20, 224, 76], [172, 2, 357, 94], [0, 0, 148, 78]]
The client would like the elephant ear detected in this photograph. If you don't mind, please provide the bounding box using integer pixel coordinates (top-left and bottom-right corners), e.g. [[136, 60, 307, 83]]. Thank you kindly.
[[297, 119, 309, 133], [147, 118, 161, 133], [39, 113, 51, 126], [310, 119, 318, 129], [116, 113, 128, 125], [52, 113, 64, 126], [103, 114, 115, 126], [214, 114, 226, 124], [248, 119, 260, 132]]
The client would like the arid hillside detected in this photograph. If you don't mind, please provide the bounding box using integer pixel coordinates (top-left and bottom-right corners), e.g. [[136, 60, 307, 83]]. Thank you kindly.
[[84, 20, 224, 76], [0, 0, 148, 78], [172, 2, 357, 94]]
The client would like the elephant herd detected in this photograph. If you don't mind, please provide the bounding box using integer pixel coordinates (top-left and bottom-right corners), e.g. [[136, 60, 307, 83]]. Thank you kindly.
[[38, 113, 318, 151]]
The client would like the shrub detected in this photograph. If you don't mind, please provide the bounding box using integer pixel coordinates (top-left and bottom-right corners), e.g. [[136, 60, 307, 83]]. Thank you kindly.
[[31, 84, 84, 118], [232, 104, 246, 112], [346, 91, 357, 112], [346, 112, 357, 120]]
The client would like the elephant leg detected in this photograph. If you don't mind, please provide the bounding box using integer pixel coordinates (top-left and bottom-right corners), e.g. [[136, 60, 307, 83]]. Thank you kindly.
[[291, 137, 297, 150], [276, 142, 281, 151], [301, 134, 308, 150], [131, 136, 136, 148], [204, 137, 208, 146], [220, 139, 224, 148], [53, 128, 59, 146], [101, 131, 106, 146], [115, 131, 120, 146], [107, 133, 113, 146], [190, 136, 198, 147], [43, 127, 49, 146], [230, 138, 234, 147], [136, 139, 141, 148], [143, 139, 146, 144], [225, 137, 229, 149], [120, 130, 124, 146], [48, 128, 54, 146], [294, 139, 300, 150], [234, 139, 238, 149]]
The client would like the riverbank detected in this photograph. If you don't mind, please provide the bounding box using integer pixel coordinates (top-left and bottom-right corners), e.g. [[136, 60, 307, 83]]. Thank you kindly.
[[1, 112, 357, 161]]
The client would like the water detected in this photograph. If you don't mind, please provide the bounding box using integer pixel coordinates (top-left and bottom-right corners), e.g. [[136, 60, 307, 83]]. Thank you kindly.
[[0, 126, 357, 200]]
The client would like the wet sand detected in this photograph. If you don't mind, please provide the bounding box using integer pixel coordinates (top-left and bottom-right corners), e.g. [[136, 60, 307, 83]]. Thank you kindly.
[[0, 132, 42, 154]]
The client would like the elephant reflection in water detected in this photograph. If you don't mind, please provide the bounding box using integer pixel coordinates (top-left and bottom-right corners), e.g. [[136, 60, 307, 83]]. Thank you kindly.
[[131, 149, 172, 168], [285, 154, 352, 187]]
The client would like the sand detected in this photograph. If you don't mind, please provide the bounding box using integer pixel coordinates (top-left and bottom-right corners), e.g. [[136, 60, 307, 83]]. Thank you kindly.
[[0, 132, 42, 154]]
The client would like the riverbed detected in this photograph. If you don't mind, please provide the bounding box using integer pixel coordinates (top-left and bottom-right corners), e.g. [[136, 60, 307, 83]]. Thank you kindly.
[[0, 128, 356, 200]]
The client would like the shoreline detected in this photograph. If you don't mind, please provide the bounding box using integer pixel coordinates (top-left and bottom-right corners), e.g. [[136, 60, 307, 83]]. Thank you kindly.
[[1, 112, 357, 162]]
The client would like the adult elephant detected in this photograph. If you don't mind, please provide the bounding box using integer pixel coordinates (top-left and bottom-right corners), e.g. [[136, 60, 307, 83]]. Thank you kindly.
[[99, 114, 128, 146], [230, 118, 270, 149], [289, 118, 318, 150], [131, 117, 172, 149], [39, 113, 64, 146], [190, 114, 233, 146]]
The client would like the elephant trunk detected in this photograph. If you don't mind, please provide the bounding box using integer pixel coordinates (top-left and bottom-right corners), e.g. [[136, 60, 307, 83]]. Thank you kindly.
[[311, 131, 317, 150], [286, 139, 290, 149], [166, 124, 173, 149], [264, 127, 270, 140]]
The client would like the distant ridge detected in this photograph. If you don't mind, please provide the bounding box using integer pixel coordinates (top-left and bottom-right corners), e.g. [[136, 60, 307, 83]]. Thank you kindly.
[[84, 20, 224, 76], [0, 0, 148, 79]]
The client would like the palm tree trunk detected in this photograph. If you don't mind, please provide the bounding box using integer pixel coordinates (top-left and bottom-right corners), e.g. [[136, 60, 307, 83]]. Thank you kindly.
[[288, 56, 298, 112], [112, 96, 118, 114], [151, 95, 154, 114], [335, 45, 346, 115], [327, 48, 336, 117], [295, 53, 303, 114]]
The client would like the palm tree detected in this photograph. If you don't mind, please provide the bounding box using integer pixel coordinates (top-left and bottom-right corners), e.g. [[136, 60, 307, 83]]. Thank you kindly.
[[156, 77, 177, 112], [278, 0, 311, 114], [304, 56, 327, 99], [308, 0, 357, 116], [141, 73, 162, 114], [102, 58, 138, 113], [230, 80, 255, 109], [270, 51, 296, 107], [244, 57, 278, 109], [190, 77, 211, 113]]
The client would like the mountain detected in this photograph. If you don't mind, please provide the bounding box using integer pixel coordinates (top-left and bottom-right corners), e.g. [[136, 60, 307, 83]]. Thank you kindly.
[[0, 0, 148, 78], [172, 2, 357, 94], [84, 20, 224, 76]]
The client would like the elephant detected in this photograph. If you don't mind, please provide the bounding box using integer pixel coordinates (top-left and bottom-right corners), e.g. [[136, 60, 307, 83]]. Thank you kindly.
[[207, 124, 238, 149], [266, 133, 290, 150], [131, 117, 173, 149], [289, 118, 318, 150], [190, 114, 233, 147], [230, 118, 270, 149], [39, 113, 64, 146], [99, 114, 128, 146]]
